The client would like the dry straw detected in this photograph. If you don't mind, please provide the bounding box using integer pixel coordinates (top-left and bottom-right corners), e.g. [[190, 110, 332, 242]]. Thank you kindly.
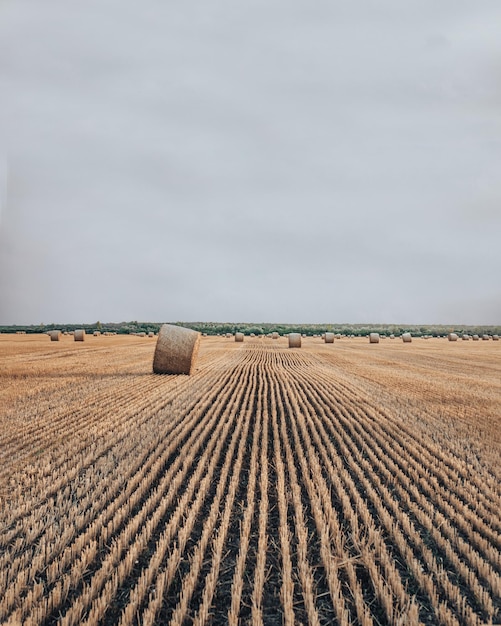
[[49, 330, 61, 341], [324, 332, 334, 343], [235, 332, 244, 342], [74, 329, 85, 342], [148, 331, 155, 338], [462, 334, 470, 340], [272, 332, 279, 339], [493, 335, 499, 341], [482, 335, 490, 340], [448, 333, 458, 341], [472, 335, 479, 341], [402, 333, 412, 343], [93, 331, 101, 337], [288, 333, 301, 348], [153, 324, 201, 375], [369, 333, 380, 343]]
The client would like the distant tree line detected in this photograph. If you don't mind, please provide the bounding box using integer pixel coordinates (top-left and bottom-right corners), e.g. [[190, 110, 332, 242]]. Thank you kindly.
[[1, 321, 500, 337]]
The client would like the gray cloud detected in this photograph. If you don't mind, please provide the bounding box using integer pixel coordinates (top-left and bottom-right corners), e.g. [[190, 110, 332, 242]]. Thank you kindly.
[[1, 0, 500, 324]]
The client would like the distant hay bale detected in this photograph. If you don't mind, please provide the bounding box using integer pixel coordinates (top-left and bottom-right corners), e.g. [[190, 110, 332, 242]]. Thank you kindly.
[[324, 332, 334, 343], [482, 335, 490, 340], [49, 330, 61, 341], [492, 335, 499, 341], [335, 334, 341, 339], [138, 332, 146, 337], [93, 331, 101, 337], [288, 333, 301, 348], [235, 332, 244, 342], [153, 324, 201, 375], [448, 333, 458, 341], [226, 333, 232, 339], [148, 331, 155, 338], [272, 332, 279, 339], [472, 335, 479, 341], [369, 333, 379, 343], [74, 329, 85, 342], [462, 334, 470, 340], [250, 333, 256, 337], [389, 334, 395, 339], [402, 333, 412, 342]]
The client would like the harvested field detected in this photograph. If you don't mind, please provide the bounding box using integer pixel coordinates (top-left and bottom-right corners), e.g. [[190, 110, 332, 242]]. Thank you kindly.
[[1, 334, 500, 625]]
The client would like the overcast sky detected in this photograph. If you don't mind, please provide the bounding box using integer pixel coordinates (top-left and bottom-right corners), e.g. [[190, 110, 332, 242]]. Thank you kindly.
[[1, 1, 500, 325]]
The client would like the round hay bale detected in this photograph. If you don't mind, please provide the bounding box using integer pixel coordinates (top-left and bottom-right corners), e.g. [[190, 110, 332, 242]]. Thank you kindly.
[[153, 324, 201, 375], [369, 333, 380, 343], [324, 332, 334, 343], [448, 333, 458, 341], [272, 332, 279, 339], [148, 331, 155, 338], [472, 334, 479, 341], [138, 332, 146, 337], [74, 329, 85, 342], [235, 332, 244, 342], [335, 334, 341, 339], [49, 330, 61, 341], [402, 333, 412, 343], [462, 334, 470, 340], [389, 334, 395, 339], [93, 331, 101, 337], [482, 335, 490, 340], [288, 333, 301, 348], [226, 333, 232, 339], [492, 335, 499, 341]]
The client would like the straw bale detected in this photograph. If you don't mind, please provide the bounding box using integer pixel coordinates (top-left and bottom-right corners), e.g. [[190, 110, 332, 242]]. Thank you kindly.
[[462, 334, 470, 340], [74, 329, 85, 341], [49, 330, 61, 341], [324, 332, 334, 343], [235, 332, 244, 342], [272, 332, 279, 339], [153, 324, 201, 375], [288, 333, 301, 348], [148, 331, 155, 337], [402, 333, 412, 342], [492, 335, 499, 341], [448, 333, 458, 341], [472, 335, 479, 341]]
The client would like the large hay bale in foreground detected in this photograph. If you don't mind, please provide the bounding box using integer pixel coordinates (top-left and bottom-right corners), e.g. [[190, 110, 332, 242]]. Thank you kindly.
[[74, 329, 85, 342], [235, 332, 244, 342], [49, 330, 61, 341], [288, 333, 301, 348], [448, 333, 458, 341], [402, 333, 412, 343], [369, 333, 379, 344], [153, 324, 201, 375], [324, 332, 334, 343]]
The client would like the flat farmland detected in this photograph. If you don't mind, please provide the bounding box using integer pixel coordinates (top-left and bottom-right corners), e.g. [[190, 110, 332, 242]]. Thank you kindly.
[[0, 333, 500, 626]]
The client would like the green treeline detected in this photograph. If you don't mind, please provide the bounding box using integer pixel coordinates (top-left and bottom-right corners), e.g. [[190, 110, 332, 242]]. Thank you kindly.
[[2, 321, 499, 337]]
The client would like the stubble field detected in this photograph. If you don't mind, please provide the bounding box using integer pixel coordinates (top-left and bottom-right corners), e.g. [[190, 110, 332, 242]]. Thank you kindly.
[[0, 333, 500, 626]]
